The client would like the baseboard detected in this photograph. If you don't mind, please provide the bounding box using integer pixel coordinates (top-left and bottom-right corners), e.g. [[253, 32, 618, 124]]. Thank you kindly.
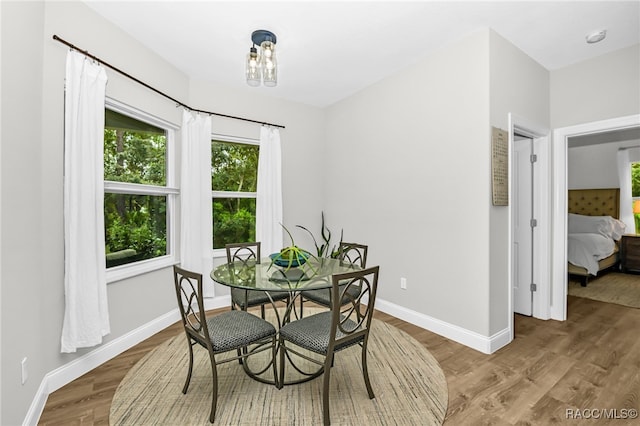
[[22, 379, 49, 426], [487, 326, 512, 353], [24, 295, 231, 426], [47, 309, 183, 394], [374, 298, 511, 354]]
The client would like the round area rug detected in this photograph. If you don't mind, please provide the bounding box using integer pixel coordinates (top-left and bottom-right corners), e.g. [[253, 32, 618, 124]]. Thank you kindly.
[[110, 310, 448, 425]]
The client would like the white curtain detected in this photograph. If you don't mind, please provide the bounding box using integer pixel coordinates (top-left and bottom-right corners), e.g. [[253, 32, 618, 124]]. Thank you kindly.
[[617, 147, 640, 232], [61, 51, 110, 353], [180, 110, 214, 296], [256, 126, 283, 255]]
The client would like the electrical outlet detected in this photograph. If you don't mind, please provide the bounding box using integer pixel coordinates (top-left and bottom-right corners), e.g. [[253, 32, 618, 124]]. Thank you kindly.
[[400, 277, 407, 290], [21, 357, 28, 385]]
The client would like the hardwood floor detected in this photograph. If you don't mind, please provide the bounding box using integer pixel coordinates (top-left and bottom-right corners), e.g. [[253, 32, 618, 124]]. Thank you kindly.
[[38, 296, 640, 425]]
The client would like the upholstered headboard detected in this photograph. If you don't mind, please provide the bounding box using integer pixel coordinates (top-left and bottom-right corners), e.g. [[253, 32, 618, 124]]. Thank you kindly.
[[568, 188, 620, 218]]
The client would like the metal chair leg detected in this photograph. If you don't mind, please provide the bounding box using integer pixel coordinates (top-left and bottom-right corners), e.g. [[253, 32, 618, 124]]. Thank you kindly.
[[299, 295, 304, 318], [277, 337, 286, 389], [271, 335, 279, 388], [322, 351, 334, 425], [361, 343, 375, 399], [208, 352, 218, 423], [182, 341, 194, 394]]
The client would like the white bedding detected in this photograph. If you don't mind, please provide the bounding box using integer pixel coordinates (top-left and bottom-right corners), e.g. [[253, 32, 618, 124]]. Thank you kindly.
[[568, 213, 626, 240], [567, 233, 616, 275]]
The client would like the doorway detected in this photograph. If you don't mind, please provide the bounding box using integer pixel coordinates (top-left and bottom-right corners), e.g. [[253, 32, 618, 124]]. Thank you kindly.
[[508, 113, 550, 340], [513, 134, 534, 316], [551, 114, 640, 321]]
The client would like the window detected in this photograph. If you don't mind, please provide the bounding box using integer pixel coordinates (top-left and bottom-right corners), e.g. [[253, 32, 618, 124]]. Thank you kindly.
[[632, 162, 640, 233], [211, 137, 259, 250], [104, 100, 177, 280]]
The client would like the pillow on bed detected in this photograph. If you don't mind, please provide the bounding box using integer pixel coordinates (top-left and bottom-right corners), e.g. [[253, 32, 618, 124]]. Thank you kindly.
[[568, 213, 626, 240]]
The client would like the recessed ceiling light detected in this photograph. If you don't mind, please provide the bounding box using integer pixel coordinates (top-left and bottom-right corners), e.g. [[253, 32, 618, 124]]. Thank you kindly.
[[586, 29, 607, 44]]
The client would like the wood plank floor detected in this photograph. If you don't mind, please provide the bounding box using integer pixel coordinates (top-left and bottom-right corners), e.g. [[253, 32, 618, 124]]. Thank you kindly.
[[38, 296, 640, 425]]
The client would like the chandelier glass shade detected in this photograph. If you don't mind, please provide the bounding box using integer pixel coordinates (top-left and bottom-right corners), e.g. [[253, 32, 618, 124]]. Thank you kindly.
[[246, 30, 277, 87]]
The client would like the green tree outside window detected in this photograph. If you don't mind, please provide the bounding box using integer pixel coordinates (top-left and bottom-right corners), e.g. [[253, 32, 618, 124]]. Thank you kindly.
[[212, 140, 259, 249], [632, 162, 640, 234], [104, 109, 168, 267]]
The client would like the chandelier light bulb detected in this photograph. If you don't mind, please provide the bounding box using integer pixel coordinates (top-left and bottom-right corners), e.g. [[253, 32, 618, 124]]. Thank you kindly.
[[262, 41, 274, 58], [264, 58, 275, 70], [246, 46, 261, 87]]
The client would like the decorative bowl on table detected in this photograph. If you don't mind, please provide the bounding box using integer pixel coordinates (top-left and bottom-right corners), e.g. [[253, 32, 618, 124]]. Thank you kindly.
[[269, 249, 311, 268]]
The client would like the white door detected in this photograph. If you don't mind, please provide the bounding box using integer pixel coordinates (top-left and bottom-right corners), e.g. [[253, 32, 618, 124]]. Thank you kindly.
[[513, 137, 533, 316]]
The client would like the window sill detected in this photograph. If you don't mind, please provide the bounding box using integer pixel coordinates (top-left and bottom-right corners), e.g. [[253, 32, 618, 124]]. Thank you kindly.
[[106, 255, 177, 284], [212, 248, 228, 260]]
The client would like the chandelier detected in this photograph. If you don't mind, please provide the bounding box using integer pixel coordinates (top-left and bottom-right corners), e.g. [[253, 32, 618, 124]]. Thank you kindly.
[[246, 29, 277, 87]]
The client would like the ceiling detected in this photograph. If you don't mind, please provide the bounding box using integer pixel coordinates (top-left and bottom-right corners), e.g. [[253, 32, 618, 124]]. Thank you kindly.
[[85, 1, 640, 108]]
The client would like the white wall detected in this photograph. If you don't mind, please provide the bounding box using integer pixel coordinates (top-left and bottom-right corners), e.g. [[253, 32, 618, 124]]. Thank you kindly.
[[325, 30, 492, 336], [568, 139, 640, 189], [323, 29, 550, 340], [1, 2, 46, 424], [551, 44, 640, 128]]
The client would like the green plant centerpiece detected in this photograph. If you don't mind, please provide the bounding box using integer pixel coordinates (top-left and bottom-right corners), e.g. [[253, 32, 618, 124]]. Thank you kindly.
[[269, 224, 313, 269], [297, 211, 343, 259]]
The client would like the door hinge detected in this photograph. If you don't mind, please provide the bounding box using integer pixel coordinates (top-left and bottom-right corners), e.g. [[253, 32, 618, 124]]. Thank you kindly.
[[530, 218, 538, 228], [530, 283, 537, 292], [530, 154, 538, 163]]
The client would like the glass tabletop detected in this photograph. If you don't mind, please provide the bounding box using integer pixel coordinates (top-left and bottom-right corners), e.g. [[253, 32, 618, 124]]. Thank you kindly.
[[211, 257, 360, 292]]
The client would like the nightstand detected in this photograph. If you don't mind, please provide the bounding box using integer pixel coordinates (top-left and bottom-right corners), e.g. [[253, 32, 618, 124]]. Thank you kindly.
[[620, 234, 640, 273]]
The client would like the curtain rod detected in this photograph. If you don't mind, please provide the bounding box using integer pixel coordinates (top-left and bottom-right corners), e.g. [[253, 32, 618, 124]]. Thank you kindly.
[[52, 35, 285, 129]]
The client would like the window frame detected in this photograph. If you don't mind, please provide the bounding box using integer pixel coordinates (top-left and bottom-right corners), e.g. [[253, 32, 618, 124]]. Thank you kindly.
[[104, 98, 179, 283], [211, 133, 259, 258]]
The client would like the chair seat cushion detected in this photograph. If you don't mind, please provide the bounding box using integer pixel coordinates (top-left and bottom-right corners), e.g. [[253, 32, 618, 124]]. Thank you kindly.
[[231, 288, 289, 309], [279, 311, 363, 355], [205, 310, 276, 352], [301, 283, 361, 307]]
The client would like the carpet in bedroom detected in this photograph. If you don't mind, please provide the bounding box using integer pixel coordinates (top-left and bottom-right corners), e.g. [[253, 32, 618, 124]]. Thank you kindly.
[[568, 272, 640, 308]]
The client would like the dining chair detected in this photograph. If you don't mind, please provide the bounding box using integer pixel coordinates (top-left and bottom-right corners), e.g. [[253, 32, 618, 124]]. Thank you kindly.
[[172, 265, 278, 423], [225, 242, 290, 318], [277, 265, 380, 426], [299, 242, 368, 317]]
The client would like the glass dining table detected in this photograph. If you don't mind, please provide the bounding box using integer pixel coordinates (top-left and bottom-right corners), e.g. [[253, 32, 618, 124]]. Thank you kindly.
[[211, 256, 360, 326], [210, 256, 361, 385]]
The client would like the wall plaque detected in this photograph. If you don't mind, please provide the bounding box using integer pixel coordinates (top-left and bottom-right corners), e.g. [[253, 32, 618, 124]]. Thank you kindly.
[[491, 127, 508, 206]]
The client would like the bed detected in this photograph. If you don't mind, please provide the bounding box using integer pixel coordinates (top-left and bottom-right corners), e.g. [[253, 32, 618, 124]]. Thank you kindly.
[[567, 188, 626, 286]]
